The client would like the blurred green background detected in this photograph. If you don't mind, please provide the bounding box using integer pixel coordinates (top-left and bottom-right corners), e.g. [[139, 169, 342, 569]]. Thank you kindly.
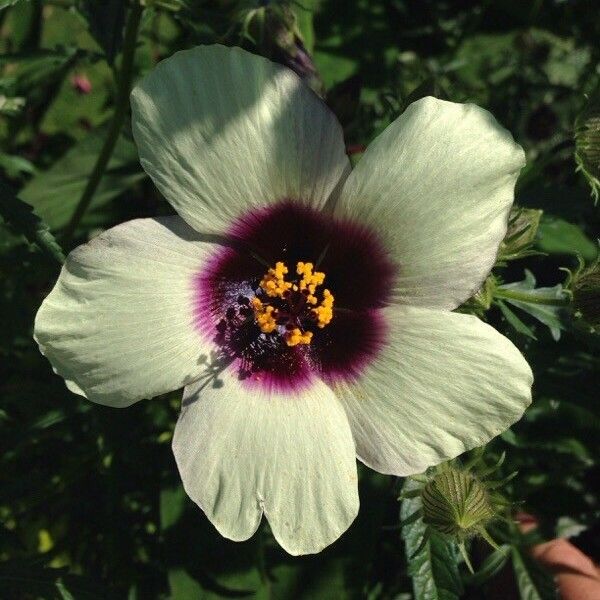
[[0, 0, 598, 598]]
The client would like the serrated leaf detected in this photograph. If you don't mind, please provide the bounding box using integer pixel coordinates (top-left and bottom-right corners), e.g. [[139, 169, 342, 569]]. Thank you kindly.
[[498, 270, 568, 340], [511, 547, 558, 600], [0, 179, 65, 263], [400, 479, 463, 600], [19, 125, 146, 232]]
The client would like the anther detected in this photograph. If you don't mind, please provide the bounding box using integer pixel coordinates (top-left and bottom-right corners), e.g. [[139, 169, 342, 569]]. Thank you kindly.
[[250, 260, 335, 345]]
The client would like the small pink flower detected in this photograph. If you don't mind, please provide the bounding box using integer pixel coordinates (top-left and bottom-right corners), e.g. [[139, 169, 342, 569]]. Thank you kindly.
[[71, 73, 92, 95]]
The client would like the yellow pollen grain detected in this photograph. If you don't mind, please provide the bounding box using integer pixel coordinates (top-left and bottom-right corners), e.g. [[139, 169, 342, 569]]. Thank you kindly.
[[296, 261, 327, 293], [313, 288, 334, 328], [251, 297, 277, 333], [260, 261, 293, 298], [285, 328, 313, 346], [251, 260, 335, 344]]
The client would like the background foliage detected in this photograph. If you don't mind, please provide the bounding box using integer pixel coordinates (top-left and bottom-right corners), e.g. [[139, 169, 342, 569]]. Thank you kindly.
[[0, 0, 598, 598]]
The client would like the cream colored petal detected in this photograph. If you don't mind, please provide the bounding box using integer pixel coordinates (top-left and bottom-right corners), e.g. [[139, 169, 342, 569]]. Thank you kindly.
[[131, 45, 350, 234], [34, 217, 216, 407], [173, 373, 359, 555], [334, 305, 533, 475], [336, 97, 525, 309]]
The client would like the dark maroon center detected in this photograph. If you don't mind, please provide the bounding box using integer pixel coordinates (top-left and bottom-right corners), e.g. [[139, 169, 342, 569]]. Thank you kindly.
[[195, 201, 396, 392]]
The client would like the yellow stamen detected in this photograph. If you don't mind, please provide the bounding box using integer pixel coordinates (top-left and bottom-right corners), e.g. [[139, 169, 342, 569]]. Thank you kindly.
[[313, 288, 334, 328], [251, 297, 277, 333], [251, 260, 335, 345], [285, 328, 313, 347], [259, 261, 293, 298]]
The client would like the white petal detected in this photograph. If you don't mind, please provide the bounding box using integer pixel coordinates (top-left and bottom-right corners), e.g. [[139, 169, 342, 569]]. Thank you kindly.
[[336, 97, 526, 309], [334, 305, 532, 476], [34, 217, 216, 407], [131, 45, 350, 234], [173, 373, 359, 555]]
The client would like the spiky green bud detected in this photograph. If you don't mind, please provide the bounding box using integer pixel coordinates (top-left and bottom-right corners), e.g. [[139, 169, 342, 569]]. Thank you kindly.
[[575, 88, 600, 202], [421, 466, 495, 540], [572, 259, 600, 331], [499, 206, 543, 261]]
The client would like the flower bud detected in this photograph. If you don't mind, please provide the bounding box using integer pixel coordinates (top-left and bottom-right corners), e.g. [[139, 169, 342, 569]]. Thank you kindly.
[[572, 259, 600, 331], [421, 466, 495, 540], [241, 2, 323, 95], [575, 88, 600, 201], [499, 206, 543, 260]]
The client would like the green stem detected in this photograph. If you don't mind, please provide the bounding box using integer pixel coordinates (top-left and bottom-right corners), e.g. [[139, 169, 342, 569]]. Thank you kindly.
[[62, 1, 143, 243], [494, 288, 570, 307]]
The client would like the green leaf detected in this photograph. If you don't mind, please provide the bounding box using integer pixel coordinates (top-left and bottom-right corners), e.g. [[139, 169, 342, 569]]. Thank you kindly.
[[0, 48, 79, 96], [0, 152, 36, 176], [160, 485, 187, 532], [0, 0, 24, 9], [536, 215, 598, 262], [555, 516, 588, 539], [19, 125, 146, 232], [167, 569, 205, 600], [292, 0, 318, 53], [463, 546, 510, 587], [80, 0, 127, 64], [497, 299, 537, 340], [498, 270, 568, 340], [0, 94, 25, 115], [400, 479, 463, 600], [0, 179, 65, 263], [511, 546, 558, 600]]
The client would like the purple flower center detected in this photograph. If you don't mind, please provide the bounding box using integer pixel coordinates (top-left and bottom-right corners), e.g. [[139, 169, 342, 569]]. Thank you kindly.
[[196, 201, 396, 392]]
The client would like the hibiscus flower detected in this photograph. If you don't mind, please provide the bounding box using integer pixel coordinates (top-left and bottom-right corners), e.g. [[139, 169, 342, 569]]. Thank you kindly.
[[34, 45, 533, 555]]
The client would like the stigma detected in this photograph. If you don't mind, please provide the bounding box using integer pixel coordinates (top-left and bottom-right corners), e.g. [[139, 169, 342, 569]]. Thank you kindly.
[[251, 261, 335, 346]]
